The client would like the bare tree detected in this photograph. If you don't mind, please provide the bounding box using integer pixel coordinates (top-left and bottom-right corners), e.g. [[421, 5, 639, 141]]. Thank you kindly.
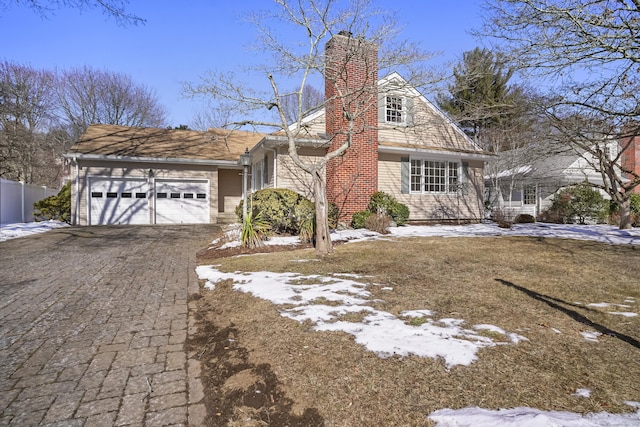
[[0, 61, 65, 186], [280, 84, 325, 123], [185, 0, 435, 254], [479, 0, 640, 228], [58, 66, 167, 140], [0, 0, 144, 25]]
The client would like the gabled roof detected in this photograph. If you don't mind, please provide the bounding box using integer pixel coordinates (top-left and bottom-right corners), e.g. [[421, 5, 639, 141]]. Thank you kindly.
[[287, 72, 493, 159], [66, 124, 266, 165], [377, 72, 486, 153]]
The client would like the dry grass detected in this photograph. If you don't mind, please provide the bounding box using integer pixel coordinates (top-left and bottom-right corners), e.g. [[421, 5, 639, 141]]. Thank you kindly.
[[190, 236, 640, 426]]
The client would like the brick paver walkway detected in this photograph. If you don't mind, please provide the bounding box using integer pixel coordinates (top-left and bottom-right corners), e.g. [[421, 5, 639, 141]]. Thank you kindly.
[[0, 225, 218, 426]]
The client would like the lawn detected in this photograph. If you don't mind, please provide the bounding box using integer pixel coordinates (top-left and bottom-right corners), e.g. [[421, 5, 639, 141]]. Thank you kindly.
[[189, 230, 640, 426]]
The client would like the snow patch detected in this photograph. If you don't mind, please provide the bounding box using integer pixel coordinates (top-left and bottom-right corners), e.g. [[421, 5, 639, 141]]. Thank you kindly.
[[429, 406, 640, 427]]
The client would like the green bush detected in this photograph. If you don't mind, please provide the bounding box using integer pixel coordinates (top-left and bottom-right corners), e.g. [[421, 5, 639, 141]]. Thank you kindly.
[[351, 210, 374, 229], [236, 188, 340, 237], [546, 183, 608, 224], [631, 193, 640, 215], [368, 191, 410, 225], [240, 208, 271, 248], [33, 182, 71, 223]]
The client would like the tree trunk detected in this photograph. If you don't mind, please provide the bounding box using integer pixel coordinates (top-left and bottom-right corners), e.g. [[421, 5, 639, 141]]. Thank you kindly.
[[619, 197, 632, 230], [313, 171, 332, 255]]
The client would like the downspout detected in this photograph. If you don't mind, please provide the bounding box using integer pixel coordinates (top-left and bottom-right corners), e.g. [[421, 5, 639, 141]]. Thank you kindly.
[[269, 147, 278, 187], [74, 157, 80, 225]]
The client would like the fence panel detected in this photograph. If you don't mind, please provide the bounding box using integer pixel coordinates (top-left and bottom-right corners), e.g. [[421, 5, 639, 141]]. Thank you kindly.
[[0, 178, 59, 224]]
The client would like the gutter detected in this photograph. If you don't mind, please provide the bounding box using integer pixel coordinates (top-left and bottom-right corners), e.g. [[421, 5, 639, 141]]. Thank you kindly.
[[378, 145, 496, 162], [64, 152, 240, 167]]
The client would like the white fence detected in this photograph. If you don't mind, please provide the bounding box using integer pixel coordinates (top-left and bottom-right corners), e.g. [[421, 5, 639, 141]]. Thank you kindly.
[[0, 178, 59, 224]]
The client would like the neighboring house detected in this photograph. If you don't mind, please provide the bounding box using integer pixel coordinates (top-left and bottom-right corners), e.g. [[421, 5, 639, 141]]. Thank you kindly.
[[65, 33, 493, 226], [485, 140, 630, 219]]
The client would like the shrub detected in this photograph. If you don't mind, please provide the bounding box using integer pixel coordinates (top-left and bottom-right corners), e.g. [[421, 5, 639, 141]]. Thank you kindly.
[[351, 210, 374, 229], [240, 208, 271, 248], [609, 194, 640, 227], [546, 184, 608, 224], [33, 182, 71, 223], [368, 191, 410, 225], [236, 189, 340, 239], [631, 193, 640, 215], [492, 208, 512, 229], [364, 212, 391, 234], [328, 201, 340, 229], [514, 214, 535, 224], [236, 188, 307, 234]]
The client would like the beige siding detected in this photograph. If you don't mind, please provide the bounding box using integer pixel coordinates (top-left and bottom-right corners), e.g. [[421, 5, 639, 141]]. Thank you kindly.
[[299, 96, 478, 153], [275, 147, 326, 200], [218, 168, 242, 213], [378, 153, 484, 221]]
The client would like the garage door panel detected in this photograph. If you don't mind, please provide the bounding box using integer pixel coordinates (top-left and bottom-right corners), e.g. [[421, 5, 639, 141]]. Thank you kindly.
[[89, 179, 150, 225], [155, 180, 209, 224]]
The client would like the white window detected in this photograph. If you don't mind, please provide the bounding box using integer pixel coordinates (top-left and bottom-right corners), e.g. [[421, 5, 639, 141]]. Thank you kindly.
[[386, 96, 405, 124], [410, 159, 460, 193], [523, 185, 536, 205]]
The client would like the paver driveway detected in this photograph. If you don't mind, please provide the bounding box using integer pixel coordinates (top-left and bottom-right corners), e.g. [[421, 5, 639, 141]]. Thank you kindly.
[[0, 225, 219, 426]]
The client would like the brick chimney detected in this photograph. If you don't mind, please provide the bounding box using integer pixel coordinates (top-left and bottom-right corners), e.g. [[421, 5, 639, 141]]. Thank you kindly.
[[620, 125, 640, 194], [324, 31, 379, 221]]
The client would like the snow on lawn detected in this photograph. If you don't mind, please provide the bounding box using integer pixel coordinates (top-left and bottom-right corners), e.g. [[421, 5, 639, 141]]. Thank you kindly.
[[195, 266, 528, 368], [213, 222, 640, 249], [199, 222, 640, 426], [428, 403, 640, 427], [0, 221, 68, 242]]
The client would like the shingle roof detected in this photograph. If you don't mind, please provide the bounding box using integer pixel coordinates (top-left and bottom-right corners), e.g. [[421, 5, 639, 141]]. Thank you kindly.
[[68, 124, 266, 162]]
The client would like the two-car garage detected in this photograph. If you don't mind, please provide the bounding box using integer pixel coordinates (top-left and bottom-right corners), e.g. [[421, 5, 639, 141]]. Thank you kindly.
[[88, 177, 210, 225]]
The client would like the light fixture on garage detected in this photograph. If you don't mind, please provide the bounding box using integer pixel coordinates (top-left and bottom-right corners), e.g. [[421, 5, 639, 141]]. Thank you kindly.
[[240, 148, 252, 223]]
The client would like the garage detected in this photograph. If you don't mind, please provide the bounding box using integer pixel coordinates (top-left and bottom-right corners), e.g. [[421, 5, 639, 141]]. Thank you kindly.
[[154, 180, 210, 224], [89, 178, 150, 225]]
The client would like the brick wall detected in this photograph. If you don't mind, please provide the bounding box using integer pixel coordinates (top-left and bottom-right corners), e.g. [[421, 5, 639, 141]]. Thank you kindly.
[[325, 32, 379, 221], [621, 131, 640, 194]]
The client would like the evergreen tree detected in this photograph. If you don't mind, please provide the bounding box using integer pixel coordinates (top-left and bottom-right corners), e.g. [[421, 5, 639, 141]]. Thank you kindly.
[[437, 48, 530, 150]]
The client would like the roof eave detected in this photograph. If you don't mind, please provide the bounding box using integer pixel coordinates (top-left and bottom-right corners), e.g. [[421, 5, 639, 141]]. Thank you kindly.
[[64, 152, 241, 167], [255, 135, 331, 150], [378, 145, 496, 161]]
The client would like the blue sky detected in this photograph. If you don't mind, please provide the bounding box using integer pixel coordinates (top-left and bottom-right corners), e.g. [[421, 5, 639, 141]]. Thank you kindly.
[[0, 1, 486, 127]]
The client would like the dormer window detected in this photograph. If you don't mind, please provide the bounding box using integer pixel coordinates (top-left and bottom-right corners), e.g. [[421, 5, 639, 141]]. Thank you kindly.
[[386, 96, 405, 124]]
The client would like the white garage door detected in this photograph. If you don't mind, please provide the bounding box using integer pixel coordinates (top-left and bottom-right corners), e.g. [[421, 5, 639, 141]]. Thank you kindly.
[[89, 178, 150, 225], [154, 180, 209, 224]]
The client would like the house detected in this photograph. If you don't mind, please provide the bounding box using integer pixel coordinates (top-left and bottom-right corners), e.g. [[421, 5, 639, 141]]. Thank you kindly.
[[65, 33, 493, 226], [485, 138, 636, 219]]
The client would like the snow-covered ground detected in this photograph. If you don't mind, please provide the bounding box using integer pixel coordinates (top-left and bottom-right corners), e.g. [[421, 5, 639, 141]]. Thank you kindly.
[[212, 221, 640, 249], [0, 220, 69, 242], [3, 220, 639, 425], [199, 222, 640, 427]]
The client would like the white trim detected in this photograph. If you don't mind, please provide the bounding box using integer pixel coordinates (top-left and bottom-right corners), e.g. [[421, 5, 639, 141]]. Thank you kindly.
[[409, 157, 461, 195], [383, 94, 407, 125], [379, 144, 495, 161], [65, 152, 238, 167]]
